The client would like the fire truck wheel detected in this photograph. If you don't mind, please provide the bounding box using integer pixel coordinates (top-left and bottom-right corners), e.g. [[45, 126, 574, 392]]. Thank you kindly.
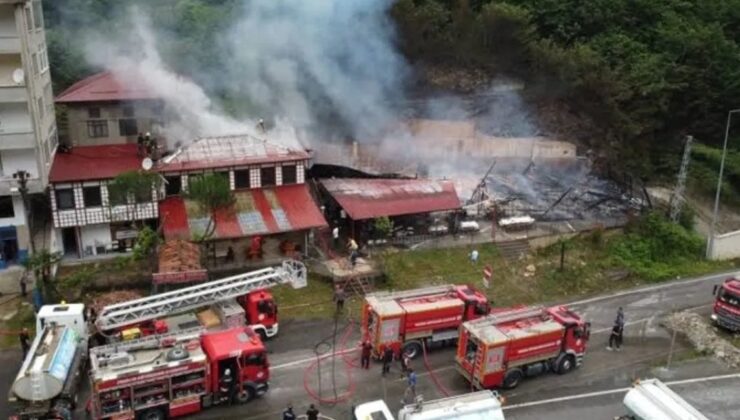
[[256, 329, 268, 341], [554, 354, 575, 374], [139, 408, 165, 420], [502, 369, 524, 389], [402, 341, 423, 359], [237, 386, 255, 403]]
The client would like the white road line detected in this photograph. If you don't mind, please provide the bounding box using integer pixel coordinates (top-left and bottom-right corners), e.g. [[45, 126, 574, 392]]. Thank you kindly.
[[504, 372, 740, 410], [567, 270, 738, 306], [272, 348, 359, 370]]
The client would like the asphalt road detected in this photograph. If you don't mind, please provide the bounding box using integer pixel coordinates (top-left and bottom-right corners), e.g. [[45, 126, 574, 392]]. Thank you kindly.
[[1, 268, 738, 420]]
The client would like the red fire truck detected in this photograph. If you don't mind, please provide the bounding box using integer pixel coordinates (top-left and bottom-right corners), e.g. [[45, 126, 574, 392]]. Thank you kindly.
[[361, 284, 491, 358], [711, 277, 740, 332], [455, 305, 590, 389], [88, 326, 270, 420], [95, 260, 306, 341]]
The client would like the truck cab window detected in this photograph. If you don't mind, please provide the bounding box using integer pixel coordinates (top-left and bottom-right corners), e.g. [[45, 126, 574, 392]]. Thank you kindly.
[[244, 352, 266, 366], [474, 302, 488, 315], [257, 299, 275, 315], [719, 289, 740, 308]]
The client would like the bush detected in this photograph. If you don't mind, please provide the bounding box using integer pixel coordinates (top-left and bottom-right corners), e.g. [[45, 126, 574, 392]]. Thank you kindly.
[[609, 211, 704, 280]]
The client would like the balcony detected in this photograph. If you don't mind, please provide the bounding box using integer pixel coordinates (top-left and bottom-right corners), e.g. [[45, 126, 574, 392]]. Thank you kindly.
[[0, 131, 34, 149], [0, 37, 20, 54], [0, 85, 26, 102]]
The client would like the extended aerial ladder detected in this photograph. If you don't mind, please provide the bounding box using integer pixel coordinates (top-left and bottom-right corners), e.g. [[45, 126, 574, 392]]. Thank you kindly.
[[466, 305, 548, 327], [95, 260, 307, 332], [368, 284, 460, 303]]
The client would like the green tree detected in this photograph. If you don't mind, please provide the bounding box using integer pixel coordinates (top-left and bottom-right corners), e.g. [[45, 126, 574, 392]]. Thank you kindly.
[[373, 216, 394, 238], [22, 249, 62, 301], [107, 171, 162, 226], [185, 173, 234, 241]]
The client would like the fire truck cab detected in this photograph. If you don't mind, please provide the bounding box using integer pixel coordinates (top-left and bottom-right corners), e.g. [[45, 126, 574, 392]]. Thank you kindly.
[[456, 305, 590, 390], [362, 285, 490, 359], [89, 327, 269, 420], [711, 277, 740, 332]]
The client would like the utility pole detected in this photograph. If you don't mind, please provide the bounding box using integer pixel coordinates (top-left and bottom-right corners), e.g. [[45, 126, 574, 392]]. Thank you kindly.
[[13, 170, 35, 254], [707, 109, 740, 258], [669, 135, 693, 223]]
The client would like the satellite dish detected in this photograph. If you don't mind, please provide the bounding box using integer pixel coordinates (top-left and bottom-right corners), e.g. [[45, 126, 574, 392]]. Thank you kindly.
[[12, 69, 24, 85], [142, 157, 153, 171]]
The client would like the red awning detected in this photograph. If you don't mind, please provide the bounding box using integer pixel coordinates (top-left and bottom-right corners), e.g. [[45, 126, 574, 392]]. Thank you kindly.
[[321, 178, 461, 220], [160, 184, 327, 240]]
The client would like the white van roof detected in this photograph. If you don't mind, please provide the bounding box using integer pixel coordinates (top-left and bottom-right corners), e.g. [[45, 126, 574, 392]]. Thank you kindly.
[[623, 379, 709, 420], [354, 400, 394, 420], [398, 391, 505, 420], [37, 303, 85, 318]]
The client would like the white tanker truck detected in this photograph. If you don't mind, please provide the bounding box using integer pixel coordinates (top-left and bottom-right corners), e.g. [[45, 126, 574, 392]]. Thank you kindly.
[[8, 304, 89, 420], [354, 391, 505, 420], [616, 378, 709, 420]]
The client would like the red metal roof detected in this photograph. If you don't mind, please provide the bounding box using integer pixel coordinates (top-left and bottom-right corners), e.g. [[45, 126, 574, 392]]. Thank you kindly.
[[200, 326, 264, 361], [157, 134, 309, 172], [48, 144, 143, 183], [160, 184, 327, 240], [321, 178, 461, 220], [55, 71, 158, 103]]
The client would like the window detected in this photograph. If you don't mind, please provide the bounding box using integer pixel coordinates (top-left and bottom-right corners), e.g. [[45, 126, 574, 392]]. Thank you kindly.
[[38, 47, 48, 73], [32, 0, 43, 29], [234, 169, 250, 189], [0, 196, 14, 218], [37, 96, 44, 120], [82, 186, 102, 207], [281, 165, 297, 185], [122, 105, 134, 118], [25, 6, 32, 32], [118, 119, 138, 136], [47, 129, 58, 155], [164, 175, 181, 196], [260, 167, 276, 187], [87, 120, 108, 138], [32, 52, 38, 75], [55, 189, 75, 210], [88, 108, 101, 119]]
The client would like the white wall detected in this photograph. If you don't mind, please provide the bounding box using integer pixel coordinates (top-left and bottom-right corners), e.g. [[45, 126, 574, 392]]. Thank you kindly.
[[708, 230, 740, 260], [0, 194, 25, 227], [79, 223, 111, 256], [1, 148, 37, 177], [0, 5, 17, 37], [0, 102, 32, 134]]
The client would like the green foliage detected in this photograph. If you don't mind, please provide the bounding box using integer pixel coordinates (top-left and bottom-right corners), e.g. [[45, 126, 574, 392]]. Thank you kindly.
[[108, 171, 161, 206], [185, 173, 234, 240], [373, 217, 394, 238], [132, 226, 159, 261], [609, 212, 704, 280], [58, 265, 96, 301], [22, 250, 62, 299]]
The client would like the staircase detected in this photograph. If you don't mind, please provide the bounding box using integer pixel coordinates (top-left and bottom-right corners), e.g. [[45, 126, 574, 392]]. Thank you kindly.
[[339, 276, 373, 297], [497, 239, 530, 261]]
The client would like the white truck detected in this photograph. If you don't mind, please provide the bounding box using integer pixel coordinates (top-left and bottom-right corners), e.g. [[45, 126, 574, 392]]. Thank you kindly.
[[354, 391, 505, 420], [8, 304, 89, 420], [616, 378, 709, 420]]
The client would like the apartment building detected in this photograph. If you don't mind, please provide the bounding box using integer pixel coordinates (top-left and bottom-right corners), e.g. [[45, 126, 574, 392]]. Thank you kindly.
[[55, 71, 165, 147], [0, 0, 58, 265]]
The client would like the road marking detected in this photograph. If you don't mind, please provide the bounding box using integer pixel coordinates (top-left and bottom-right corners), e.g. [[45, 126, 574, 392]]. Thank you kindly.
[[567, 269, 738, 307], [272, 348, 359, 370], [504, 372, 740, 410]]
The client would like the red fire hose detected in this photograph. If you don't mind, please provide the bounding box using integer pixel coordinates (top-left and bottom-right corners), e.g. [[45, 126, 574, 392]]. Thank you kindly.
[[302, 317, 360, 404], [421, 339, 451, 398]]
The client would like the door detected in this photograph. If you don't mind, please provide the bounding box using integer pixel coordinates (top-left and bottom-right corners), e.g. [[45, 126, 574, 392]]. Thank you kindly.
[[61, 227, 79, 257]]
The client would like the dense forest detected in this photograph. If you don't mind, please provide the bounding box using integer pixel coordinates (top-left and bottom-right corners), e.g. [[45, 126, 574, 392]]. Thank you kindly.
[[43, 0, 740, 202]]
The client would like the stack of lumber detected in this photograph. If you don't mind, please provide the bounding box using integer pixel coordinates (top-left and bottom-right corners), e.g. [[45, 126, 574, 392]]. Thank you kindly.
[[90, 290, 143, 313], [158, 239, 202, 273]]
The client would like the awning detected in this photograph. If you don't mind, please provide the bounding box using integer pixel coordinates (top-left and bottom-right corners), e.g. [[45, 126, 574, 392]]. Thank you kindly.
[[159, 184, 327, 240], [321, 178, 461, 220]]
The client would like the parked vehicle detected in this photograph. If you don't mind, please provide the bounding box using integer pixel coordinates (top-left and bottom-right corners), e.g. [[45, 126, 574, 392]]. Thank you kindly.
[[354, 391, 505, 420], [361, 284, 491, 358], [455, 305, 590, 389], [95, 260, 306, 341], [711, 277, 740, 332], [88, 326, 270, 420], [8, 304, 88, 420], [615, 378, 709, 420]]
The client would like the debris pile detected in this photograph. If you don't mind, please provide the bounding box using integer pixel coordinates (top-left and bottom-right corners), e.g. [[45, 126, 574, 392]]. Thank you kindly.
[[90, 291, 143, 314], [664, 311, 740, 368], [158, 239, 202, 273]]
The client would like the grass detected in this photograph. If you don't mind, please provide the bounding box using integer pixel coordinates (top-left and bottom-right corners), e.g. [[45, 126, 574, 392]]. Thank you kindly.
[[0, 301, 36, 349]]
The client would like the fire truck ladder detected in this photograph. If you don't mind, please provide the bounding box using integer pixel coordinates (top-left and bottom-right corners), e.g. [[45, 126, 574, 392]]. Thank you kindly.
[[95, 260, 307, 332], [368, 284, 455, 302], [90, 325, 205, 359], [470, 305, 547, 326]]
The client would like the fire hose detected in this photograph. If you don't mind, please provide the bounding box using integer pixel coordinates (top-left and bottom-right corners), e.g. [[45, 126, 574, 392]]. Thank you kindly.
[[420, 340, 451, 398], [303, 315, 359, 404]]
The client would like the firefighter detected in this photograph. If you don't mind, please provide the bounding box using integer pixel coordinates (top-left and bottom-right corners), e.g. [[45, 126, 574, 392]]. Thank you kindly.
[[381, 346, 394, 376], [136, 133, 145, 156], [220, 368, 235, 404], [305, 403, 319, 420], [403, 368, 417, 404], [282, 404, 296, 420], [361, 340, 372, 369], [333, 285, 345, 313], [19, 327, 30, 358]]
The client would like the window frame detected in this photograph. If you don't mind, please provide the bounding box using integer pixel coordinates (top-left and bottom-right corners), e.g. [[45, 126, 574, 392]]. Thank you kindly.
[[260, 167, 276, 187], [87, 120, 108, 138], [0, 196, 14, 218], [55, 189, 75, 210], [164, 175, 182, 196], [118, 118, 138, 136], [82, 186, 103, 208], [281, 164, 297, 185], [234, 169, 250, 189]]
